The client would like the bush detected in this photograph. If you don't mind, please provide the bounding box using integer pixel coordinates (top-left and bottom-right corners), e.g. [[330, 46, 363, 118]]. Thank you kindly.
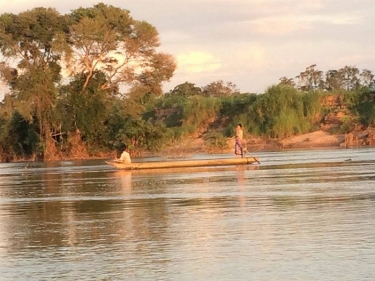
[[203, 131, 228, 150]]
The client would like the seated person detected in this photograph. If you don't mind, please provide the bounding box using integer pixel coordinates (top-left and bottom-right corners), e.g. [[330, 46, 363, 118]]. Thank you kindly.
[[116, 145, 131, 163]]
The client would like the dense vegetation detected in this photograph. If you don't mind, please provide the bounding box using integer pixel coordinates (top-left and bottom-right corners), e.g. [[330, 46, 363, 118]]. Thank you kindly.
[[0, 5, 374, 162]]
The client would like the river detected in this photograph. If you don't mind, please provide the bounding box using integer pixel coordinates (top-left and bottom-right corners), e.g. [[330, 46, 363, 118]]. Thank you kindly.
[[0, 148, 374, 281]]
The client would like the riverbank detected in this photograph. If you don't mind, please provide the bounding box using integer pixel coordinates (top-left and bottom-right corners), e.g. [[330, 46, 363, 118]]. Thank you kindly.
[[2, 130, 372, 163], [161, 128, 375, 158], [158, 130, 350, 158], [278, 130, 345, 149]]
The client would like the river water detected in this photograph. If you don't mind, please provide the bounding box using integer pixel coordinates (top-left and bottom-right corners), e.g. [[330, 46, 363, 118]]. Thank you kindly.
[[0, 148, 374, 281]]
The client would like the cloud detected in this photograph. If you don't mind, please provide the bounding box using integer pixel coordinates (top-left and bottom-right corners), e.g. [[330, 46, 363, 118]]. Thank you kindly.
[[251, 13, 361, 35], [251, 17, 311, 35], [331, 54, 375, 70], [176, 51, 221, 74], [0, 0, 52, 12], [233, 46, 269, 70]]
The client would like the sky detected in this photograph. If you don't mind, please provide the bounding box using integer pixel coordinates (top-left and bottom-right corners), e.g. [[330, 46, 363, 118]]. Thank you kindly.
[[1, 0, 375, 96]]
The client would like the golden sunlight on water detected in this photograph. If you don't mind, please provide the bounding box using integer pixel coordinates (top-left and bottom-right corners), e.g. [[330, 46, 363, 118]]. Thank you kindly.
[[0, 149, 374, 280]]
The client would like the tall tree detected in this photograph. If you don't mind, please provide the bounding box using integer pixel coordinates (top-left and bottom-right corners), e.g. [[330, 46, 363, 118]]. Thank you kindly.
[[202, 80, 239, 97], [338, 65, 360, 91], [325, 70, 342, 91], [0, 4, 177, 159], [360, 69, 374, 88], [169, 82, 202, 97], [66, 3, 176, 95], [63, 3, 176, 149], [296, 64, 324, 91], [278, 76, 296, 88], [0, 7, 71, 159]]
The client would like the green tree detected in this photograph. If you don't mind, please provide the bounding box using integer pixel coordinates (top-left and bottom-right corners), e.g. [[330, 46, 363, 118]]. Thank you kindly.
[[278, 76, 296, 88], [219, 93, 257, 136], [296, 64, 324, 91], [58, 71, 113, 149], [182, 95, 220, 134], [66, 3, 176, 94], [356, 90, 375, 126], [360, 69, 374, 89], [325, 70, 342, 91], [0, 7, 70, 159], [338, 66, 360, 91], [61, 3, 176, 153], [0, 111, 39, 160], [169, 82, 202, 97], [202, 80, 239, 97], [0, 4, 177, 160], [247, 85, 317, 138]]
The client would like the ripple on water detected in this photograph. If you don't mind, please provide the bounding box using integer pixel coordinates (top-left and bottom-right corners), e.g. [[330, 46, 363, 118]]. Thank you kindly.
[[0, 151, 375, 280]]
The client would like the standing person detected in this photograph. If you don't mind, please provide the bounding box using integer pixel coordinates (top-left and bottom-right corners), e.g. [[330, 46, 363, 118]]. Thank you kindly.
[[235, 123, 244, 157], [117, 144, 132, 163]]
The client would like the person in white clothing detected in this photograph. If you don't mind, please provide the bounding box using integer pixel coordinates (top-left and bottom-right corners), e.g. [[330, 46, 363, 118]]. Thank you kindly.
[[117, 145, 131, 163]]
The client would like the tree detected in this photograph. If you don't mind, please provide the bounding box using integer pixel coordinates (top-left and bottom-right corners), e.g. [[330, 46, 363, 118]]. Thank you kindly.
[[0, 7, 71, 159], [247, 85, 316, 138], [62, 3, 176, 151], [338, 65, 360, 91], [278, 77, 296, 88], [360, 69, 374, 89], [325, 70, 342, 91], [169, 81, 202, 97], [296, 64, 324, 91], [58, 70, 113, 148], [0, 4, 177, 159], [202, 80, 239, 97], [66, 3, 176, 95], [182, 95, 220, 134]]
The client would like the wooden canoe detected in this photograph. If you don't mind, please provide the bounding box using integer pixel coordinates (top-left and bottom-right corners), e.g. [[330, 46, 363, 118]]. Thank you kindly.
[[106, 157, 260, 170]]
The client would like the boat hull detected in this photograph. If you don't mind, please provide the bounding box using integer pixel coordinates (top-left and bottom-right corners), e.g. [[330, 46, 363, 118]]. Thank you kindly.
[[106, 157, 259, 170]]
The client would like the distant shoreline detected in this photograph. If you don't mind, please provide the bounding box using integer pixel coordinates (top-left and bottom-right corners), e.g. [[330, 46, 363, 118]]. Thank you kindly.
[[3, 130, 373, 163]]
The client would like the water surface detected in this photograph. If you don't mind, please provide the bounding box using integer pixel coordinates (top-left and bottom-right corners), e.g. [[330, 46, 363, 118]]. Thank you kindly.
[[0, 148, 374, 280]]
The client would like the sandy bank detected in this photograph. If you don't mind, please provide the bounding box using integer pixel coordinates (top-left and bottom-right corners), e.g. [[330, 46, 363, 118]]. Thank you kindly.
[[279, 130, 345, 149]]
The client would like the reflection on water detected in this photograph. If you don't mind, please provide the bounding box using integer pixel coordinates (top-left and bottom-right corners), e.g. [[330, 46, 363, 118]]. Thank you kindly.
[[0, 149, 375, 280]]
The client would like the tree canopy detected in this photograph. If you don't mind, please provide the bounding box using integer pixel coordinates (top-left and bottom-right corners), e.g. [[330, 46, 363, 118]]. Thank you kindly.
[[281, 64, 374, 92], [0, 3, 176, 160]]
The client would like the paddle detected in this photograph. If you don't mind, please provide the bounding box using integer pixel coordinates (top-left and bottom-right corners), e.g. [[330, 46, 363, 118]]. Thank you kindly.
[[241, 145, 260, 164], [251, 157, 261, 164]]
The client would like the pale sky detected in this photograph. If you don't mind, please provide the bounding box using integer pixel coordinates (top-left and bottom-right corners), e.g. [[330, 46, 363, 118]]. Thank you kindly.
[[1, 0, 375, 94]]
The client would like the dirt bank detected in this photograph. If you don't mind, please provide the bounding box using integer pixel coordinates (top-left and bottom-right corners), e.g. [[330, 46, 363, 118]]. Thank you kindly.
[[159, 130, 349, 158], [278, 130, 345, 149]]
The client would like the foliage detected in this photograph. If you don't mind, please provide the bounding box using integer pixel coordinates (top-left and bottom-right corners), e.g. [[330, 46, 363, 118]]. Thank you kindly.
[[278, 77, 295, 88], [295, 64, 324, 91], [220, 93, 257, 118], [182, 95, 221, 133], [202, 80, 239, 97], [67, 3, 176, 94], [167, 81, 202, 97], [0, 3, 176, 160], [0, 111, 39, 160], [356, 90, 375, 126], [203, 131, 228, 150], [282, 64, 374, 92], [0, 7, 70, 159], [245, 85, 319, 138]]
